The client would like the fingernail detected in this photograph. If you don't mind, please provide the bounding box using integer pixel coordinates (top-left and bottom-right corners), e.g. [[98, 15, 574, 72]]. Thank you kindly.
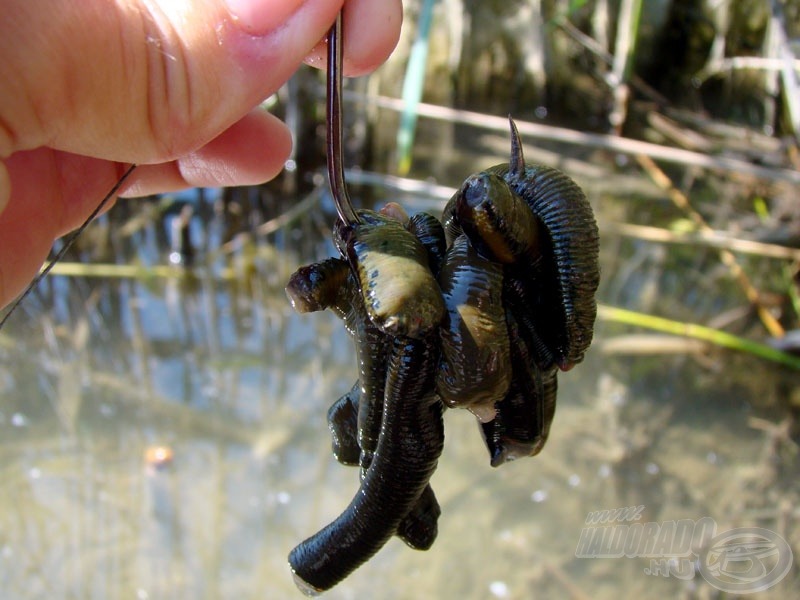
[[223, 0, 306, 35]]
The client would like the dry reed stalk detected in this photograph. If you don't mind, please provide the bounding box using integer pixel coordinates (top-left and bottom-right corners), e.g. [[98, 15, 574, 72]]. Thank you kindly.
[[608, 0, 642, 134], [604, 221, 800, 261], [339, 90, 800, 185], [635, 153, 785, 338]]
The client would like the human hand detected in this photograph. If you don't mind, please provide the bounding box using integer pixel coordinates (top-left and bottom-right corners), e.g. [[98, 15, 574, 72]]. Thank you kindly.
[[0, 0, 402, 309]]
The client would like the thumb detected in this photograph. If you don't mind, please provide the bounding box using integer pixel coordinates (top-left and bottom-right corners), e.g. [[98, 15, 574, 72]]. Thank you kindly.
[[0, 0, 344, 163]]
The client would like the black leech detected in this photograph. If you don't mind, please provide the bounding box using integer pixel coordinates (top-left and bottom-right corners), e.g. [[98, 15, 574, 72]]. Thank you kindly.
[[327, 382, 361, 466], [337, 210, 445, 339], [455, 171, 541, 264], [285, 257, 351, 316], [436, 234, 510, 422], [288, 334, 444, 593], [488, 119, 599, 370], [327, 380, 442, 551], [284, 256, 389, 477], [406, 212, 447, 276], [481, 310, 559, 466]]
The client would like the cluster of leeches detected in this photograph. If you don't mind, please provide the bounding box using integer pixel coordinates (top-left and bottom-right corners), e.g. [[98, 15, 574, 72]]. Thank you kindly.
[[284, 119, 600, 595]]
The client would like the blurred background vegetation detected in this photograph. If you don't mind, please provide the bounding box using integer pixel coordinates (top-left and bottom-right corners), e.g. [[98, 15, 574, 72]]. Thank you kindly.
[[1, 1, 800, 598]]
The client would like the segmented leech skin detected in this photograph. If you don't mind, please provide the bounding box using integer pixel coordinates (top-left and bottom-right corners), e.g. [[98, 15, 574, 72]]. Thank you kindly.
[[336, 210, 445, 339], [481, 310, 559, 466], [333, 209, 445, 465], [436, 234, 511, 423], [442, 118, 598, 370], [286, 248, 443, 554], [352, 313, 391, 470], [288, 335, 444, 594], [441, 195, 463, 247], [327, 382, 361, 466], [494, 182, 597, 367], [337, 212, 446, 550], [496, 162, 599, 369], [349, 210, 444, 467], [327, 380, 440, 550], [407, 212, 448, 276], [502, 274, 557, 371], [480, 372, 543, 467], [490, 119, 599, 370], [327, 380, 441, 551], [378, 211, 445, 551], [285, 257, 389, 468], [481, 310, 543, 466], [395, 482, 441, 551]]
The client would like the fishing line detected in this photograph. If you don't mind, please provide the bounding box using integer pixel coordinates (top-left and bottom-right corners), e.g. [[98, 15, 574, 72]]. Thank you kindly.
[[0, 163, 137, 330], [2, 12, 352, 330]]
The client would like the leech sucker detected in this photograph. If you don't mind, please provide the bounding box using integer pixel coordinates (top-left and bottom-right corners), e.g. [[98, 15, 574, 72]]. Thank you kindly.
[[456, 172, 541, 264]]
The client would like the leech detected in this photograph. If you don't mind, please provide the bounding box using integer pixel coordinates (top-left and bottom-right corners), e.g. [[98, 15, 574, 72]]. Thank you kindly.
[[326, 12, 360, 226]]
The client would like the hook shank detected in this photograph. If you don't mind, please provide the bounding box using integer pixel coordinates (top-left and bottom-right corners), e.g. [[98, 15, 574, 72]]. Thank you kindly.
[[327, 13, 359, 226]]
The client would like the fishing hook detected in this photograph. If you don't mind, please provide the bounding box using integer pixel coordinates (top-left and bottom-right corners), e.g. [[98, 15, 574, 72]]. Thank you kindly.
[[326, 12, 360, 226]]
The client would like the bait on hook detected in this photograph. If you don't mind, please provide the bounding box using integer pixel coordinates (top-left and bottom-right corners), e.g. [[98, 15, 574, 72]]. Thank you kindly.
[[285, 115, 599, 594], [0, 7, 599, 594]]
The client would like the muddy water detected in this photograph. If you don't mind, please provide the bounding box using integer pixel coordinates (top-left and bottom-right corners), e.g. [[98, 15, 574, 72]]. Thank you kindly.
[[0, 162, 797, 599]]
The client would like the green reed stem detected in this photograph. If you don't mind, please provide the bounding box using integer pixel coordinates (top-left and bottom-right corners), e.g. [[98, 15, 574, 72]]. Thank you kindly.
[[597, 304, 800, 370], [396, 0, 436, 176]]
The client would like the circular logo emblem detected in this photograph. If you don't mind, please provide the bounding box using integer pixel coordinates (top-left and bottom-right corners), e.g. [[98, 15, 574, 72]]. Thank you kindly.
[[698, 527, 793, 594]]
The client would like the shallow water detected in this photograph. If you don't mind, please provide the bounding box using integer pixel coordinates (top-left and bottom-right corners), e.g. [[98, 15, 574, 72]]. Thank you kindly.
[[1, 152, 798, 600]]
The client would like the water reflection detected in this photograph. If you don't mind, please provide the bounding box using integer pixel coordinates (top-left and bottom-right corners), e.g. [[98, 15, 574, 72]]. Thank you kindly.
[[1, 171, 797, 599]]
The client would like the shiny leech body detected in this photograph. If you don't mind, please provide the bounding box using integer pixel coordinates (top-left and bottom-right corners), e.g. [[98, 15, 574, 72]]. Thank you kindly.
[[285, 255, 441, 551], [287, 116, 598, 593], [286, 23, 448, 582], [286, 212, 447, 587], [335, 210, 445, 339], [442, 118, 599, 372], [481, 309, 559, 466], [440, 118, 598, 464], [287, 334, 443, 594], [436, 234, 510, 423], [327, 380, 442, 551], [453, 171, 541, 264], [285, 91, 599, 591]]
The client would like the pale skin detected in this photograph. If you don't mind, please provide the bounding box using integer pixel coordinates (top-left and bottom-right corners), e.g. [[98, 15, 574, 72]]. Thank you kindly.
[[0, 0, 403, 308]]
